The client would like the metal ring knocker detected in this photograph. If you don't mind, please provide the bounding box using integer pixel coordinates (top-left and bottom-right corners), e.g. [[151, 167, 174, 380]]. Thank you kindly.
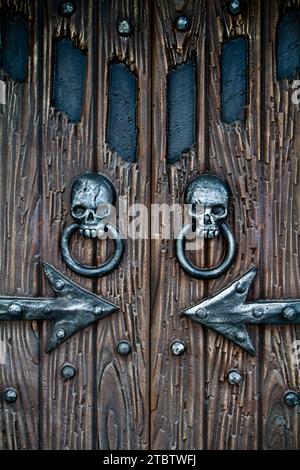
[[176, 174, 236, 279], [61, 173, 124, 278]]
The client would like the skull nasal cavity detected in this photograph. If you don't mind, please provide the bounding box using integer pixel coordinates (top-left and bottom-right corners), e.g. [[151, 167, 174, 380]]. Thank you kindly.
[[204, 214, 212, 224], [87, 212, 95, 222]]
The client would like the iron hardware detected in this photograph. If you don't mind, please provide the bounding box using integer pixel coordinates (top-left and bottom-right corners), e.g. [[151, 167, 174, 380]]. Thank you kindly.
[[284, 391, 300, 408], [116, 340, 132, 357], [183, 267, 300, 356], [61, 173, 124, 277], [60, 1, 76, 17], [227, 369, 244, 385], [0, 262, 119, 353], [170, 340, 186, 356], [61, 364, 77, 380], [174, 16, 191, 31], [3, 388, 18, 404], [176, 174, 236, 279], [117, 19, 133, 36]]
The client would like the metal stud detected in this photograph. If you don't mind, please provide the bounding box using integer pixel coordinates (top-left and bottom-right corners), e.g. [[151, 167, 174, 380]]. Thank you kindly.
[[8, 303, 23, 317], [54, 280, 65, 291], [235, 331, 246, 343], [282, 306, 296, 322], [60, 1, 76, 17], [227, 369, 243, 385], [3, 388, 18, 404], [252, 307, 264, 319], [56, 328, 66, 340], [170, 340, 186, 356], [236, 282, 247, 294], [61, 364, 76, 380], [174, 15, 191, 32], [196, 308, 207, 319], [116, 340, 132, 356], [284, 391, 300, 408], [117, 19, 133, 37], [228, 0, 242, 16]]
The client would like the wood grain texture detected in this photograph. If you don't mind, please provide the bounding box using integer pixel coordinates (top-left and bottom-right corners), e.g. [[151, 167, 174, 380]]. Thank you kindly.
[[205, 0, 262, 450], [261, 0, 300, 450], [40, 0, 95, 450], [0, 0, 40, 450], [94, 0, 151, 450], [151, 0, 206, 449]]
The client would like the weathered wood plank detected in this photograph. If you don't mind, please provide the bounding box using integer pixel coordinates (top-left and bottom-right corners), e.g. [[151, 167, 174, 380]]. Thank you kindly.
[[0, 0, 40, 450], [261, 0, 300, 449], [206, 0, 262, 450], [94, 0, 151, 450], [39, 0, 95, 450], [151, 0, 206, 449]]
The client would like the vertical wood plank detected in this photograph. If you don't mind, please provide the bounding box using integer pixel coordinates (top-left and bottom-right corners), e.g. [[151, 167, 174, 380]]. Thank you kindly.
[[261, 0, 300, 449], [206, 0, 262, 449], [40, 0, 95, 449], [151, 0, 206, 449], [94, 0, 151, 450], [0, 0, 40, 450]]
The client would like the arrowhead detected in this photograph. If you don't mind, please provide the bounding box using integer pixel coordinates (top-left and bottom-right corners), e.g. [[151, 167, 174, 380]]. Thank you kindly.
[[42, 262, 119, 353], [183, 267, 257, 356]]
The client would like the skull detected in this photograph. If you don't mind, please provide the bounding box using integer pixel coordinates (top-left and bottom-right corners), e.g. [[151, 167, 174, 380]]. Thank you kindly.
[[70, 173, 116, 238], [185, 174, 229, 239]]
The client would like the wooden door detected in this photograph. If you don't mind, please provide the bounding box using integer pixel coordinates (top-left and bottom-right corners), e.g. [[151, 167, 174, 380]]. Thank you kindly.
[[0, 0, 300, 450]]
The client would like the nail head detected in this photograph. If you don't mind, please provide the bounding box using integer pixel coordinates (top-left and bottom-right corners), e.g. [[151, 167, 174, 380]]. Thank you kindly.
[[3, 388, 18, 404], [61, 364, 76, 380], [227, 369, 244, 385], [116, 340, 132, 356], [170, 340, 186, 356], [174, 15, 191, 32], [284, 391, 300, 408]]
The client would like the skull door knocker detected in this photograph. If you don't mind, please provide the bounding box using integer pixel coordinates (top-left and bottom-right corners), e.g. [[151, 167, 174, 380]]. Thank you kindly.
[[176, 174, 236, 279], [61, 173, 124, 277]]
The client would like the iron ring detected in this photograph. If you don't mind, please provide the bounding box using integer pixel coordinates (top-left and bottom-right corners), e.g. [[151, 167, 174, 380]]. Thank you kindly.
[[61, 223, 124, 278], [176, 222, 236, 279]]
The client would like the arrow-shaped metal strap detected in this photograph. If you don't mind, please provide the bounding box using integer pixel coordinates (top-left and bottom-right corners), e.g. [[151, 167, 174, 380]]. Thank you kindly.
[[183, 267, 300, 356], [0, 262, 119, 353]]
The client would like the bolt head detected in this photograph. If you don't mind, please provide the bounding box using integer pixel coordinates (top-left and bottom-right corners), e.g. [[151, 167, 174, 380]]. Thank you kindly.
[[236, 282, 247, 294], [60, 1, 76, 17], [61, 364, 76, 380], [196, 308, 207, 320], [56, 328, 66, 340], [282, 306, 296, 322], [228, 0, 242, 15], [284, 391, 300, 408], [117, 19, 132, 36], [227, 369, 244, 385], [54, 280, 65, 291], [116, 340, 132, 356], [3, 388, 18, 404], [170, 340, 186, 356], [174, 15, 191, 32], [8, 303, 23, 317], [253, 307, 264, 319], [235, 331, 246, 343]]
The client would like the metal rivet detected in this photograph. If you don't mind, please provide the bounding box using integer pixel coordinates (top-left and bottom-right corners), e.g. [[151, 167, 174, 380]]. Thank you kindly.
[[236, 282, 246, 294], [43, 305, 52, 316], [56, 328, 66, 340], [253, 307, 264, 319], [170, 340, 186, 356], [116, 340, 132, 356], [228, 0, 242, 15], [174, 15, 191, 32], [61, 364, 76, 380], [54, 280, 65, 291], [60, 1, 76, 17], [284, 391, 300, 408], [3, 388, 18, 404], [94, 306, 102, 316], [235, 331, 246, 343], [227, 369, 244, 385], [196, 308, 207, 319], [8, 303, 23, 317], [117, 19, 132, 36], [282, 306, 296, 322]]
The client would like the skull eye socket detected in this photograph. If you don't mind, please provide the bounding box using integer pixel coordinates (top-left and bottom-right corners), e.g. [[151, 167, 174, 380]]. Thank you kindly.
[[211, 205, 226, 216], [72, 205, 87, 218]]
